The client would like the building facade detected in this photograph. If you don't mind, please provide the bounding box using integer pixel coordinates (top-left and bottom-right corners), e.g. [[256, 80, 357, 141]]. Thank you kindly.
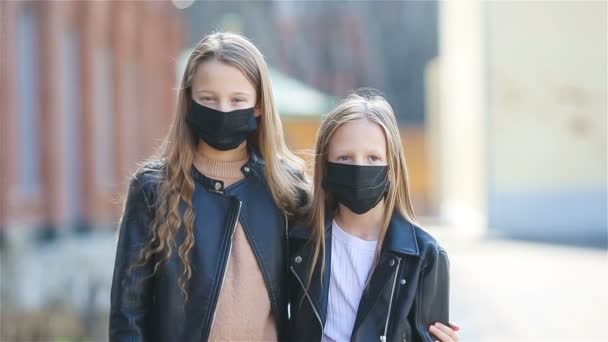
[[1, 1, 185, 236]]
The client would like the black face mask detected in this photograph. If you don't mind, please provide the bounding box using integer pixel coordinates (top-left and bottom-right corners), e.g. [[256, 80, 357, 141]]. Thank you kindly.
[[323, 161, 390, 215], [186, 99, 258, 151]]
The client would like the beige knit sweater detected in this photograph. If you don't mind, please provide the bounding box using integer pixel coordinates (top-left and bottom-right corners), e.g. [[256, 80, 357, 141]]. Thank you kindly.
[[196, 155, 278, 342]]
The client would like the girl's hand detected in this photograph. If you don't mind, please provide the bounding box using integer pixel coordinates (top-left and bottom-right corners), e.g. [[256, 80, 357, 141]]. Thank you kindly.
[[429, 322, 460, 342]]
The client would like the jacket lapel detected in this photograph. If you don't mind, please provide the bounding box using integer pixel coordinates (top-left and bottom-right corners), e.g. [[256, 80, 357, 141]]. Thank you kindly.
[[290, 216, 332, 325], [352, 212, 420, 337]]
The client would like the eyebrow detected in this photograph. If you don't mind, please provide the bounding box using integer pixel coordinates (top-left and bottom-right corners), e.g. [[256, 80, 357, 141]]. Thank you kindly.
[[332, 149, 385, 155], [193, 89, 252, 96], [232, 92, 252, 97]]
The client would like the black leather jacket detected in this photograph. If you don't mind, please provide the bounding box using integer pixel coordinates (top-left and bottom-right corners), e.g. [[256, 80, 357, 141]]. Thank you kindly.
[[288, 213, 450, 342], [109, 153, 290, 341]]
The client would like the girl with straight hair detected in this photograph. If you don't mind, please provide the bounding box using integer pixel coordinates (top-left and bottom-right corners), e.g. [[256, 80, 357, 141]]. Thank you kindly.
[[288, 90, 459, 342]]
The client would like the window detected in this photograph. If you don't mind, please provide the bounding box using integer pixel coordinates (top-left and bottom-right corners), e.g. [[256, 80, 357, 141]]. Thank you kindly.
[[120, 62, 138, 175], [93, 49, 115, 189], [17, 6, 40, 196], [59, 30, 82, 225]]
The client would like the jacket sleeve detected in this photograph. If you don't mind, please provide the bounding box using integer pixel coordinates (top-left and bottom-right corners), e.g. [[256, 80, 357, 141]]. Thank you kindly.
[[109, 176, 155, 342], [412, 246, 450, 341]]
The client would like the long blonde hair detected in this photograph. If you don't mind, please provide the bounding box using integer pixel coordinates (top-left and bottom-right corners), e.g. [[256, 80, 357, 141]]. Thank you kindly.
[[307, 90, 416, 286], [128, 32, 309, 300]]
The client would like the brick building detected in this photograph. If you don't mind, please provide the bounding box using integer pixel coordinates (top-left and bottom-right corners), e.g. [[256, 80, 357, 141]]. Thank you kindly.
[[1, 1, 185, 236]]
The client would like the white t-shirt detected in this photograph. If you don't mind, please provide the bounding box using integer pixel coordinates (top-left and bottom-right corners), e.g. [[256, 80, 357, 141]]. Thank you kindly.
[[322, 220, 379, 342]]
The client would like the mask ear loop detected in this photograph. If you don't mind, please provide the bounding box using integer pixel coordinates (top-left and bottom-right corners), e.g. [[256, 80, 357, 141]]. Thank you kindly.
[[382, 172, 391, 200], [383, 152, 393, 200]]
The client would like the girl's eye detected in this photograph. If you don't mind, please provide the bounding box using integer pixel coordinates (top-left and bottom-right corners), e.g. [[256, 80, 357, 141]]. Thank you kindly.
[[337, 155, 351, 161], [201, 96, 215, 102], [233, 98, 246, 103], [370, 155, 382, 162]]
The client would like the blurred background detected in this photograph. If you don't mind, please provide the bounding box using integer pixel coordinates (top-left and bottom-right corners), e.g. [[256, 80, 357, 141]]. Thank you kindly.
[[0, 0, 606, 341]]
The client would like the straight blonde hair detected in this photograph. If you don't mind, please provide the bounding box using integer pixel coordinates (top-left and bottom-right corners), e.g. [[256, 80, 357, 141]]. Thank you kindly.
[[307, 89, 416, 286]]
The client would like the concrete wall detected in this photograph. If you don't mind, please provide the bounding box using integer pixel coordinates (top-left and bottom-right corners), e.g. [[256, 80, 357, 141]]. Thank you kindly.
[[485, 1, 607, 244], [434, 0, 487, 232], [433, 0, 606, 245]]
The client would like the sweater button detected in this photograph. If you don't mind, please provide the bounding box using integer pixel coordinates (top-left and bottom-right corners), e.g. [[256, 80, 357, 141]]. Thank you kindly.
[[243, 166, 250, 173], [295, 256, 302, 264], [400, 279, 407, 285], [214, 182, 222, 191]]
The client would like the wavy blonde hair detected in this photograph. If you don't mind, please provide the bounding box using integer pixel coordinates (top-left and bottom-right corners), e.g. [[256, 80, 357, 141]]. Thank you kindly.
[[307, 90, 417, 286], [127, 32, 309, 300]]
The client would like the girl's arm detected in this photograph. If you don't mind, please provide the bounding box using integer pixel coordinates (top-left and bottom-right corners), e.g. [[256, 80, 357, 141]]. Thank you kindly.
[[109, 176, 155, 342], [413, 246, 451, 341]]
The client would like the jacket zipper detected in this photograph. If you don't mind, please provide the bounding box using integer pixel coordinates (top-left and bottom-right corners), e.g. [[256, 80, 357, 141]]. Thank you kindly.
[[204, 199, 242, 339], [290, 266, 324, 341], [380, 256, 402, 342]]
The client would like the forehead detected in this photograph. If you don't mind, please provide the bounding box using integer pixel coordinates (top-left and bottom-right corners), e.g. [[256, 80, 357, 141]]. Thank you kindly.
[[191, 58, 256, 95], [328, 118, 387, 154]]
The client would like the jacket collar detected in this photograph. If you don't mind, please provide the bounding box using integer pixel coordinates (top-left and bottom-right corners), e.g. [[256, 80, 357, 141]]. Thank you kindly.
[[288, 209, 333, 243], [290, 211, 420, 257], [382, 212, 420, 256]]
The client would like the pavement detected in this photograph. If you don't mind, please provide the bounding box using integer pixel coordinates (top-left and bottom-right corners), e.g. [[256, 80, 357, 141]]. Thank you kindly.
[[428, 226, 608, 342], [2, 227, 607, 341]]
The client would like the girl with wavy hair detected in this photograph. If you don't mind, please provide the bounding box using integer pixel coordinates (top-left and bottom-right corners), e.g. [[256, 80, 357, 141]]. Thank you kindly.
[[110, 32, 308, 342]]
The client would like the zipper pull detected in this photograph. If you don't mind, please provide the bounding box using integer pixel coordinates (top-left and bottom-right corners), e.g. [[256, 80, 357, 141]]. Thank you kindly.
[[380, 336, 387, 342]]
